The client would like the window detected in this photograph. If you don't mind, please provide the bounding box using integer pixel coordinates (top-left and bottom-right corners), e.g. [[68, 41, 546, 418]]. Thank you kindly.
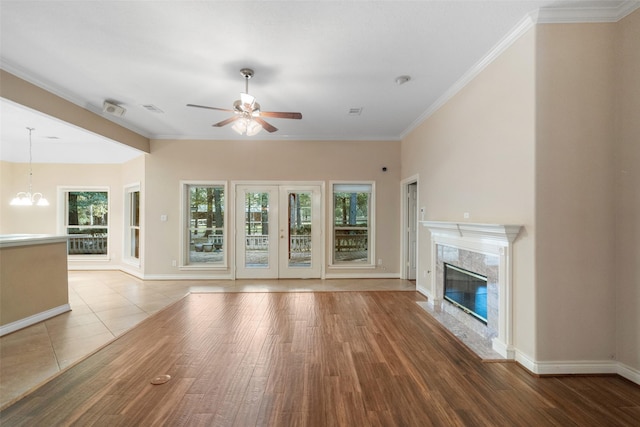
[[64, 189, 109, 257], [124, 184, 140, 265], [332, 183, 374, 265], [183, 183, 226, 267]]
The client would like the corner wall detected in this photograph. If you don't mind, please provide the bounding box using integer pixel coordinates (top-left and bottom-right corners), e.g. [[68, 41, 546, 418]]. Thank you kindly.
[[615, 9, 640, 374], [535, 22, 617, 362], [401, 29, 537, 357]]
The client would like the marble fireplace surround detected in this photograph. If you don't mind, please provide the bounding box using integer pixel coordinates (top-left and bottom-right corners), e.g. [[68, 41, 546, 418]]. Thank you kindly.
[[420, 221, 522, 359]]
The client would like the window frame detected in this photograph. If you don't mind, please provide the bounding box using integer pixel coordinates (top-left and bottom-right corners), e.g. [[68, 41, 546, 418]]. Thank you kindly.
[[58, 186, 111, 260], [329, 181, 375, 268], [123, 183, 141, 268], [180, 181, 228, 270]]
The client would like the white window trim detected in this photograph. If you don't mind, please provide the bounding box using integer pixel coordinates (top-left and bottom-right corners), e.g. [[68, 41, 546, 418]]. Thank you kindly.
[[180, 180, 228, 270], [57, 186, 111, 261], [123, 182, 141, 268], [329, 180, 375, 268]]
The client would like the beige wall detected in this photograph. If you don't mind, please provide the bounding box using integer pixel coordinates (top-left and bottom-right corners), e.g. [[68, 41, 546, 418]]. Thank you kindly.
[[3, 140, 400, 278], [535, 23, 617, 362], [615, 10, 640, 371], [1, 162, 127, 269], [401, 29, 537, 357], [144, 138, 401, 277]]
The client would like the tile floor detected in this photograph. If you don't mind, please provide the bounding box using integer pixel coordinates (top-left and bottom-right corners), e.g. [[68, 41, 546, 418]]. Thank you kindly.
[[0, 270, 416, 409]]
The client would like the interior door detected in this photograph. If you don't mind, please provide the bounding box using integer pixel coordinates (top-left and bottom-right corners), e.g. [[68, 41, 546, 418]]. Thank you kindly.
[[407, 182, 417, 280], [236, 184, 322, 279]]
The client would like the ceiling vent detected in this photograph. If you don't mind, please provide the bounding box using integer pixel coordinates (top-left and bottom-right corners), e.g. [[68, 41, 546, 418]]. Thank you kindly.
[[348, 107, 363, 116], [102, 101, 126, 117]]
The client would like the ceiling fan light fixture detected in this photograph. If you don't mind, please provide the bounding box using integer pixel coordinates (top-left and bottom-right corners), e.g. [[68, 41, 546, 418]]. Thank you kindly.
[[232, 119, 246, 135], [232, 118, 263, 136], [240, 93, 256, 110], [246, 119, 263, 136]]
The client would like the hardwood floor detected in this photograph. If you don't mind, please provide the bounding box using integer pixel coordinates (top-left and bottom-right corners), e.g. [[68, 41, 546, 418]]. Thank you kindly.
[[1, 291, 639, 426]]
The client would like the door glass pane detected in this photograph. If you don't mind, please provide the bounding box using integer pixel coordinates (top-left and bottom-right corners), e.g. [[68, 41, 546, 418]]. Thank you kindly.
[[287, 191, 312, 267], [245, 192, 270, 268]]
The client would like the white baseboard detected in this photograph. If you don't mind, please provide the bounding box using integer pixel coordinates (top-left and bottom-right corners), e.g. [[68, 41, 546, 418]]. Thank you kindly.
[[68, 264, 120, 271], [323, 272, 400, 279], [141, 273, 234, 280], [416, 285, 432, 299], [0, 304, 71, 337], [118, 266, 144, 279], [514, 350, 639, 385], [491, 338, 515, 360], [616, 362, 640, 385]]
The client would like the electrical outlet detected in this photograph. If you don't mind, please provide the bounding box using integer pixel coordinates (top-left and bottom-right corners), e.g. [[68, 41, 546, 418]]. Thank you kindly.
[[464, 212, 470, 219], [377, 259, 383, 265], [171, 260, 177, 267]]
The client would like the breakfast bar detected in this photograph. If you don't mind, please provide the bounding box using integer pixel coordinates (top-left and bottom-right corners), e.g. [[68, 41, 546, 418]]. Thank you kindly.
[[0, 234, 70, 336]]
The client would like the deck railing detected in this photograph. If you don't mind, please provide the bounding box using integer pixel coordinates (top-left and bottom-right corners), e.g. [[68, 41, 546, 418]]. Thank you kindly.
[[244, 235, 312, 252], [68, 235, 108, 255], [334, 230, 367, 252]]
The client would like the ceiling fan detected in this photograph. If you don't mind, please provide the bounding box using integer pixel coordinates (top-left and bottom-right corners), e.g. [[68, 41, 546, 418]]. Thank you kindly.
[[187, 68, 302, 136]]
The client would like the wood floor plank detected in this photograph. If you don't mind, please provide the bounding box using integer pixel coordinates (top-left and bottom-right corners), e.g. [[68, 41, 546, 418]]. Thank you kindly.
[[1, 291, 639, 426]]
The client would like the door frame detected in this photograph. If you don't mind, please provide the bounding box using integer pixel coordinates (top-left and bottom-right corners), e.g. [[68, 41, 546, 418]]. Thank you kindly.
[[400, 175, 419, 281], [232, 181, 325, 279]]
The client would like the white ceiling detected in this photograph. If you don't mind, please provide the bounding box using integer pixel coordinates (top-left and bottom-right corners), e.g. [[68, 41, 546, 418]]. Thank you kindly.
[[1, 0, 637, 164]]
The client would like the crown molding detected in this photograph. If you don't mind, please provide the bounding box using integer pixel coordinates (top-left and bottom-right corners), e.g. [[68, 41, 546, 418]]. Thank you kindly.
[[400, 12, 537, 139], [537, 1, 640, 24], [402, 1, 640, 139]]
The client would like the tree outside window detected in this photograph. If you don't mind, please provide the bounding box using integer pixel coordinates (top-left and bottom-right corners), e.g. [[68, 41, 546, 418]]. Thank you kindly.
[[332, 183, 372, 264], [187, 184, 225, 265], [66, 191, 109, 255]]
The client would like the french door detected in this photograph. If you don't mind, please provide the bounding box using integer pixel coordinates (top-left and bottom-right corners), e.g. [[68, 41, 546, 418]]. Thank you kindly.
[[235, 184, 322, 279]]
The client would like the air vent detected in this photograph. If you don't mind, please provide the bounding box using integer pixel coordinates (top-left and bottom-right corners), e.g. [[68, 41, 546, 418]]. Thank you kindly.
[[142, 104, 164, 113], [103, 101, 126, 117], [348, 107, 363, 116]]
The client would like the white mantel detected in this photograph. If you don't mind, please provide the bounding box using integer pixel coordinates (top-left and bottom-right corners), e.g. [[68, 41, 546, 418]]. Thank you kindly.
[[420, 221, 522, 245], [420, 221, 523, 359]]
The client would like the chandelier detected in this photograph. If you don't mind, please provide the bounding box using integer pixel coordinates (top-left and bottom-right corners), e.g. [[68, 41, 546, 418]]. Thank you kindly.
[[10, 127, 49, 206]]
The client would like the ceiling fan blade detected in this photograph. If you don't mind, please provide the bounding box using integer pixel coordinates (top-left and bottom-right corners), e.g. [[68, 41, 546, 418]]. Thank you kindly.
[[212, 116, 240, 127], [259, 111, 302, 120], [253, 117, 278, 133], [187, 104, 234, 113]]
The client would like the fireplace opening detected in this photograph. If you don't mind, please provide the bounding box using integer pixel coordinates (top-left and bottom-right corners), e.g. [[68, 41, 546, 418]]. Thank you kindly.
[[444, 263, 488, 324]]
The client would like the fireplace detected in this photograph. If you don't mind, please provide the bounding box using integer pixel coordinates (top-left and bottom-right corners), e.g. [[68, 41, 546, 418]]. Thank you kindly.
[[420, 222, 522, 359], [444, 263, 488, 324], [436, 245, 499, 341]]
